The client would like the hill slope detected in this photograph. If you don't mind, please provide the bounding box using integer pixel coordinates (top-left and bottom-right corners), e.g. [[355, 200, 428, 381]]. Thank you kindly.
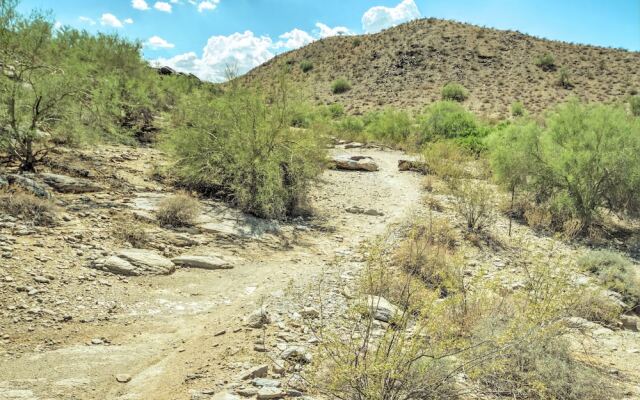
[[244, 18, 640, 117]]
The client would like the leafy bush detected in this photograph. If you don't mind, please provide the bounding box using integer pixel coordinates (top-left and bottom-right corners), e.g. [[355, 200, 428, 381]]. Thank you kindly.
[[325, 103, 344, 119], [418, 101, 484, 150], [165, 78, 326, 219], [629, 95, 640, 116], [535, 53, 556, 71], [331, 78, 352, 94], [441, 82, 468, 102], [156, 193, 200, 227], [423, 141, 470, 181], [299, 60, 313, 73], [511, 101, 525, 117], [557, 67, 572, 88], [363, 108, 413, 144], [577, 251, 640, 311], [0, 190, 58, 226], [452, 181, 494, 232], [488, 101, 640, 232], [335, 115, 365, 136]]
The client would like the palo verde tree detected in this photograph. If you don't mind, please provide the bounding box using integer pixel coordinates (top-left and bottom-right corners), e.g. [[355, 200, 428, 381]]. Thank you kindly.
[[489, 100, 640, 232]]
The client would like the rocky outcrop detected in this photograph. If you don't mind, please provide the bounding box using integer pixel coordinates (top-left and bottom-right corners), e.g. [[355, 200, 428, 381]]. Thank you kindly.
[[171, 255, 232, 270], [366, 295, 399, 322], [91, 249, 175, 276], [41, 173, 104, 193], [331, 155, 378, 172], [4, 174, 51, 198]]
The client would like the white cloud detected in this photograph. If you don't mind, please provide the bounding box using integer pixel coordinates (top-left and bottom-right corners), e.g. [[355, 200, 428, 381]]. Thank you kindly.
[[132, 0, 150, 10], [362, 0, 421, 34], [78, 16, 96, 25], [153, 30, 273, 82], [315, 22, 351, 38], [124, 18, 134, 24], [146, 35, 175, 49], [154, 1, 172, 12], [100, 13, 124, 28], [197, 1, 219, 12], [274, 28, 314, 50]]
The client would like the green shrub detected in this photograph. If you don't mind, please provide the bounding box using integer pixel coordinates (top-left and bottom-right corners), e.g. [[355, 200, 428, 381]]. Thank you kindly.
[[511, 101, 525, 117], [535, 53, 556, 71], [331, 78, 352, 94], [441, 82, 468, 102], [363, 108, 413, 144], [418, 101, 484, 150], [334, 115, 365, 137], [629, 95, 640, 116], [300, 60, 313, 73], [0, 190, 58, 226], [557, 67, 572, 88], [488, 101, 640, 232], [156, 192, 201, 227], [577, 251, 640, 311], [452, 181, 494, 232], [326, 103, 344, 119], [165, 79, 326, 219]]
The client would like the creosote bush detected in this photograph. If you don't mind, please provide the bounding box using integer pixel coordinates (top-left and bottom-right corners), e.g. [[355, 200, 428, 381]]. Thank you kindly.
[[331, 78, 352, 94], [535, 53, 556, 71], [418, 101, 486, 152], [452, 180, 494, 232], [441, 82, 468, 102], [165, 77, 326, 219], [156, 192, 200, 227], [299, 60, 313, 73], [557, 67, 573, 89], [115, 219, 151, 247], [0, 190, 58, 226]]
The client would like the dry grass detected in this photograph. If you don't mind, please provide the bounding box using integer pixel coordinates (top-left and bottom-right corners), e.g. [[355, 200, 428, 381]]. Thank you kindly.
[[244, 19, 639, 118], [156, 192, 201, 227], [0, 190, 58, 226]]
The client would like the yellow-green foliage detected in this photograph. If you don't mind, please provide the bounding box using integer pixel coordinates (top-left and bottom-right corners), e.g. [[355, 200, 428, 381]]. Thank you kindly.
[[156, 192, 201, 227], [164, 77, 327, 219], [331, 78, 352, 94], [441, 82, 469, 102], [0, 190, 58, 226]]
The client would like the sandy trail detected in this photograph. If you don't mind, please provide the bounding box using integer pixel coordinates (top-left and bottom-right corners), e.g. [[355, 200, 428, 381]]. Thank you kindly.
[[0, 147, 423, 400]]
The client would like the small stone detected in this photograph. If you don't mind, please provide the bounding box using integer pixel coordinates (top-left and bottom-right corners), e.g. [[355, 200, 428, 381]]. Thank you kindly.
[[252, 378, 281, 388], [91, 338, 104, 345], [236, 364, 269, 381], [300, 307, 319, 319], [115, 374, 131, 383], [257, 387, 285, 399], [245, 307, 271, 328], [33, 276, 50, 284]]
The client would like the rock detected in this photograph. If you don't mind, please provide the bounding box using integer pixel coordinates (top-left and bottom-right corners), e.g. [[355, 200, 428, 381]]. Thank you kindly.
[[172, 255, 232, 270], [6, 174, 51, 198], [235, 387, 259, 397], [398, 159, 429, 174], [237, 364, 269, 381], [245, 307, 271, 328], [366, 295, 399, 323], [115, 374, 131, 383], [344, 142, 364, 149], [211, 391, 242, 400], [345, 207, 384, 216], [621, 315, 640, 332], [91, 249, 175, 276], [33, 276, 50, 284], [252, 378, 281, 388], [281, 346, 312, 364], [41, 173, 103, 193], [300, 307, 319, 319], [257, 387, 286, 399], [331, 155, 378, 172]]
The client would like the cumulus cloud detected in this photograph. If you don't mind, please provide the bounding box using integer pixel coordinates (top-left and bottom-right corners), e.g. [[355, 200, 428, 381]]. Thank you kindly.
[[362, 0, 421, 34], [124, 18, 134, 24], [132, 0, 150, 10], [274, 28, 314, 50], [315, 22, 351, 38], [154, 1, 172, 12], [153, 30, 273, 82], [146, 35, 174, 49], [100, 13, 124, 28], [197, 1, 219, 12], [78, 16, 96, 25]]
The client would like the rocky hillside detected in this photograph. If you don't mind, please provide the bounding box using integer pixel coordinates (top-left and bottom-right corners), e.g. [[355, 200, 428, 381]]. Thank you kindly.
[[244, 18, 640, 117]]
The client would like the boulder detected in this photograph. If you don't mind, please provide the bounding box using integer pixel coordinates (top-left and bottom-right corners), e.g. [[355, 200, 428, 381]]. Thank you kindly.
[[281, 346, 312, 364], [331, 155, 378, 172], [366, 295, 399, 323], [245, 307, 271, 328], [41, 173, 103, 193], [172, 255, 232, 270], [621, 315, 640, 332], [5, 174, 51, 198], [91, 249, 175, 276]]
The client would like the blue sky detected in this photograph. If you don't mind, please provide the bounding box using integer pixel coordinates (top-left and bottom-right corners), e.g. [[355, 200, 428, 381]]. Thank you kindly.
[[18, 0, 640, 81]]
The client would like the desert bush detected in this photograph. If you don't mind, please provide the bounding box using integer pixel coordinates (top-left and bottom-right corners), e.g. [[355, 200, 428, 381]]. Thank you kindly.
[[165, 77, 326, 219], [557, 67, 573, 88], [629, 95, 640, 116], [299, 60, 313, 73], [0, 190, 58, 226], [417, 101, 486, 152], [325, 103, 344, 119], [156, 192, 200, 227], [572, 287, 622, 326], [452, 180, 494, 232], [115, 220, 151, 247], [488, 101, 640, 233], [535, 53, 556, 71], [511, 101, 525, 117], [363, 108, 414, 144], [334, 115, 365, 138], [577, 250, 640, 311], [423, 141, 470, 182], [441, 82, 468, 102], [331, 78, 352, 94]]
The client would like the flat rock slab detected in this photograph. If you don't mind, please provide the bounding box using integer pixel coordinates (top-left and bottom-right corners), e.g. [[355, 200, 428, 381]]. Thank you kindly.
[[172, 255, 232, 270], [331, 155, 378, 172], [41, 173, 104, 193], [91, 249, 175, 276]]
